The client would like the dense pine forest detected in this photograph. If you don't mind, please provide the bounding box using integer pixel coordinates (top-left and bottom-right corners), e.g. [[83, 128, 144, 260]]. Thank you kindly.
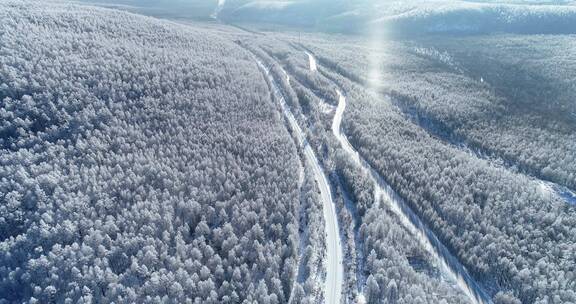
[[1, 0, 575, 303], [0, 2, 324, 303]]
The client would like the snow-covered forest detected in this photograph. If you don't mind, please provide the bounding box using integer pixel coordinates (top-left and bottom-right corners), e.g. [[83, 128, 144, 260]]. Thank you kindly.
[[290, 35, 576, 303], [0, 1, 326, 303], [1, 0, 575, 303]]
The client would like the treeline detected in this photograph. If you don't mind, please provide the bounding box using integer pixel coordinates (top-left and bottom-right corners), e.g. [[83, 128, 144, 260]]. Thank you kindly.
[[0, 2, 307, 303]]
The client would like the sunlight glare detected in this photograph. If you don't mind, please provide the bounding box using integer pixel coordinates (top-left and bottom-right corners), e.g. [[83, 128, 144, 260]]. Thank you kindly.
[[366, 15, 387, 92]]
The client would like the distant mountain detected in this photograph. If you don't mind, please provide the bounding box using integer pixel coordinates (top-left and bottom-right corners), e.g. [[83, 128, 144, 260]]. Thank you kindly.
[[76, 0, 218, 19], [219, 0, 576, 35]]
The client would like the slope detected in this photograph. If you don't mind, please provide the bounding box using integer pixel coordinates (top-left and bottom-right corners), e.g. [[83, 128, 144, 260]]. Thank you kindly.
[[0, 1, 304, 303]]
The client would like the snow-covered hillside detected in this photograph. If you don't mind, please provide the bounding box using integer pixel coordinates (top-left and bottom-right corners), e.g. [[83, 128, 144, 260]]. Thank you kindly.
[[0, 1, 317, 302], [2, 1, 576, 304]]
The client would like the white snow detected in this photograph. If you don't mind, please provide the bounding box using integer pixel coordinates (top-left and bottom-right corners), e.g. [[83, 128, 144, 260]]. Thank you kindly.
[[307, 52, 318, 72], [332, 89, 492, 304], [256, 60, 343, 304], [538, 180, 555, 200], [280, 66, 291, 84], [538, 180, 576, 206], [319, 101, 335, 114]]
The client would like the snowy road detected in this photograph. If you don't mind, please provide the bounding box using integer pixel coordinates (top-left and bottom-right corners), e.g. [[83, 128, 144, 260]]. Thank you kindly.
[[332, 90, 492, 304], [256, 60, 343, 304], [307, 137, 343, 304], [306, 52, 318, 72]]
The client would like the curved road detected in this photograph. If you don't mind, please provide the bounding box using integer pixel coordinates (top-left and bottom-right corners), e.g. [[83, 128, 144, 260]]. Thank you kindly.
[[256, 60, 343, 304], [307, 52, 318, 72]]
